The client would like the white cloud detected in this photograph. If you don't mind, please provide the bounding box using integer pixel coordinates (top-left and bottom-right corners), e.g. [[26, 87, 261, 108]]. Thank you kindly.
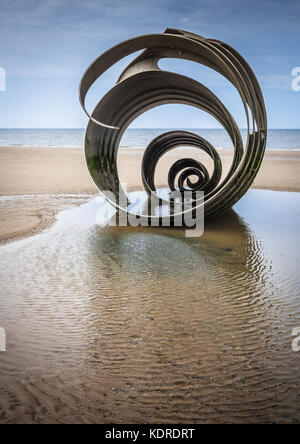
[[258, 74, 292, 90], [0, 67, 6, 91], [1, 0, 299, 79]]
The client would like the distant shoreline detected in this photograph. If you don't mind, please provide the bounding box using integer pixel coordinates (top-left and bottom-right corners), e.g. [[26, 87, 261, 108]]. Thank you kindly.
[[1, 145, 300, 152], [0, 128, 299, 150], [1, 128, 300, 130]]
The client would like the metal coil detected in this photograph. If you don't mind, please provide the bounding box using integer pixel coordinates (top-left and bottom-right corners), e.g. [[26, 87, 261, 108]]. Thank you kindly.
[[79, 28, 267, 222]]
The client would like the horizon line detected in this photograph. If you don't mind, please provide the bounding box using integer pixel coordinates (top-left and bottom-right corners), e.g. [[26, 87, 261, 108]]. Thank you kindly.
[[1, 128, 300, 131]]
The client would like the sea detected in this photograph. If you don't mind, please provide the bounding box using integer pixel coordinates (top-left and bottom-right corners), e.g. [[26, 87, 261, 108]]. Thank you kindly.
[[0, 128, 300, 150]]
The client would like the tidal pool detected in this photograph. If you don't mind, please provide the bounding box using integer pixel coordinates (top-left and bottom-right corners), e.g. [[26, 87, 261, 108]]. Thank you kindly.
[[0, 189, 299, 424]]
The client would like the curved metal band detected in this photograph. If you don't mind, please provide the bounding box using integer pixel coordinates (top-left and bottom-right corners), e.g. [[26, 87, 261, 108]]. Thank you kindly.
[[79, 28, 267, 222]]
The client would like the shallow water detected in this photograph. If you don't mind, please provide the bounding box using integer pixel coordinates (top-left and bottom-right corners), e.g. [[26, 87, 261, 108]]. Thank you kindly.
[[0, 189, 300, 424]]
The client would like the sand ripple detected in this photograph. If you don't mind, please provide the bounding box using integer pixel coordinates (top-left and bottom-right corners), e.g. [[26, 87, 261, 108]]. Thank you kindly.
[[0, 191, 300, 423]]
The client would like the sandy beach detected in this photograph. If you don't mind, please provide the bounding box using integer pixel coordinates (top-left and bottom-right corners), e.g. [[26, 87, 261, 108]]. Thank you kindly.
[[2, 0, 300, 426], [0, 146, 300, 243]]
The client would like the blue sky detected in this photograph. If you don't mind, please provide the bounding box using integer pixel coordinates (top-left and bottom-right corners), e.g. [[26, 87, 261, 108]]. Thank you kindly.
[[0, 0, 299, 129]]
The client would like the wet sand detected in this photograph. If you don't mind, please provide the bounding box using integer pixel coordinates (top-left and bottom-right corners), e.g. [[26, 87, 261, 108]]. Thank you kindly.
[[0, 195, 91, 245], [0, 146, 300, 244], [0, 190, 300, 424]]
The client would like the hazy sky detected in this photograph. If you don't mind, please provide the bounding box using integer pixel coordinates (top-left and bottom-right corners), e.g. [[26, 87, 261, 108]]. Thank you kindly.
[[0, 0, 299, 128]]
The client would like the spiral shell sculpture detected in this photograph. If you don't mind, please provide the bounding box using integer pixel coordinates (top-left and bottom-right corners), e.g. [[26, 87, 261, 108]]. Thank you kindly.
[[79, 28, 267, 223]]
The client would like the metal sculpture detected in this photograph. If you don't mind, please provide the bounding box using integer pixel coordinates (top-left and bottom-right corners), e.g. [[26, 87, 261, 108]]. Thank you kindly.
[[79, 28, 267, 223]]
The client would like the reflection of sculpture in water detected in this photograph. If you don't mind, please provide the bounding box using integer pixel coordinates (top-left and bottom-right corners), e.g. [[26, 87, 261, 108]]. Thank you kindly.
[[80, 28, 267, 224], [90, 208, 271, 294], [81, 210, 290, 424]]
